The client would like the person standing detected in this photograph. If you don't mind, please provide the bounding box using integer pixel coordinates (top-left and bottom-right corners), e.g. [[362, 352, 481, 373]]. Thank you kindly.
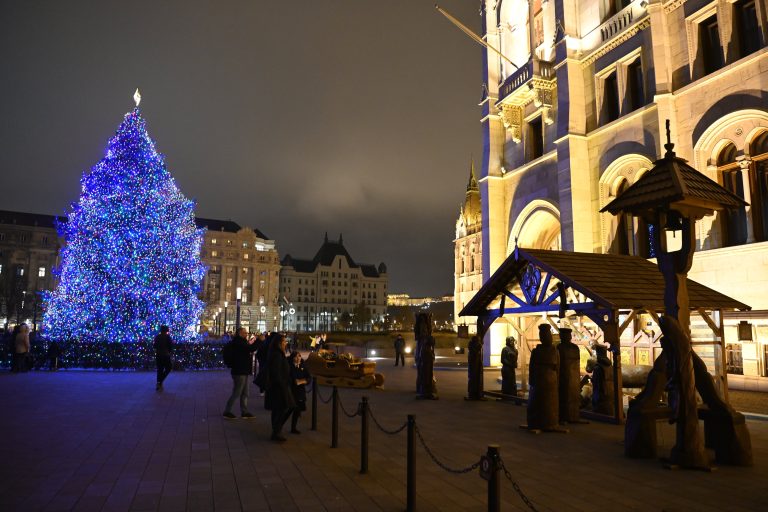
[[154, 326, 173, 390], [223, 327, 258, 419], [264, 333, 295, 442], [13, 324, 30, 373], [288, 351, 310, 434], [394, 334, 405, 367]]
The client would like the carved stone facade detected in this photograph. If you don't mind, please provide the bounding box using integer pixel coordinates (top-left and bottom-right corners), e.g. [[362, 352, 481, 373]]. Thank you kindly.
[[454, 163, 483, 334], [471, 0, 768, 386]]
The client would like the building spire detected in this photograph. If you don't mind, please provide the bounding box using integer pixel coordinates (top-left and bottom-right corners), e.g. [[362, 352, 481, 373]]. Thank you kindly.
[[466, 157, 478, 192]]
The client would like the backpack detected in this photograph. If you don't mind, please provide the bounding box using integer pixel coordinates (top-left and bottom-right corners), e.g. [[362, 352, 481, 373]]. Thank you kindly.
[[222, 341, 235, 368]]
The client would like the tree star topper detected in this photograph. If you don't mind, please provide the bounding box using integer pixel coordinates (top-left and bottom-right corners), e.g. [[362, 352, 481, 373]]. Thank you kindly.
[[134, 88, 141, 107]]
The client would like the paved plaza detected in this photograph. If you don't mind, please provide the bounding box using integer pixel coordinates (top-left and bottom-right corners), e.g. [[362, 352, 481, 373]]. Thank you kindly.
[[1, 361, 767, 512]]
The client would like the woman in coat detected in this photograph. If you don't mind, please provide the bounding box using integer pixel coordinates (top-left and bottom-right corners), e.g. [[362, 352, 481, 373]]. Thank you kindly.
[[288, 351, 310, 434], [264, 333, 295, 442]]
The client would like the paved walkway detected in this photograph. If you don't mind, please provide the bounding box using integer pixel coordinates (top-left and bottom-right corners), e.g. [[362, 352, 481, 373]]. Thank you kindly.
[[1, 362, 767, 511]]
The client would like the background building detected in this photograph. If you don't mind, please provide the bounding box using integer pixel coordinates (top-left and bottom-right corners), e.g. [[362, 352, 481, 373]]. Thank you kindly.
[[197, 218, 281, 334], [0, 210, 62, 330], [467, 0, 768, 385], [280, 234, 388, 332], [454, 163, 483, 335]]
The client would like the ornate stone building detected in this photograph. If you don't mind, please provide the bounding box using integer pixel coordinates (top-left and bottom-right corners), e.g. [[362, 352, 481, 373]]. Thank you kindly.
[[454, 163, 483, 334], [280, 234, 388, 332], [197, 218, 281, 334], [471, 0, 768, 383], [0, 210, 62, 329]]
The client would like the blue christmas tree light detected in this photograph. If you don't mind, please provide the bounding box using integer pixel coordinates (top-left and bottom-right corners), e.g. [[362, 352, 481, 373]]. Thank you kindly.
[[44, 93, 206, 343]]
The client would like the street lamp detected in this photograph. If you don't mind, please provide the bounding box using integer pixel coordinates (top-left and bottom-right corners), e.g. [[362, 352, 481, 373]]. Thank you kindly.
[[236, 287, 242, 330], [218, 307, 222, 336], [223, 300, 229, 334]]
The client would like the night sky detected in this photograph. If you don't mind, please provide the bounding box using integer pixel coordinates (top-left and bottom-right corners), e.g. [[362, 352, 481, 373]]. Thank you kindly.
[[0, 1, 482, 297]]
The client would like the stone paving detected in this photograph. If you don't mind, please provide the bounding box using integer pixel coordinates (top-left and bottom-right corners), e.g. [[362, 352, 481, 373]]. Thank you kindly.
[[0, 361, 767, 511]]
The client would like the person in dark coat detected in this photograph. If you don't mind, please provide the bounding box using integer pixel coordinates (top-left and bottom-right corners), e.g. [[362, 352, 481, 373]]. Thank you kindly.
[[223, 327, 258, 419], [394, 334, 405, 366], [288, 351, 310, 434], [264, 333, 296, 442], [254, 333, 271, 394], [153, 325, 173, 390]]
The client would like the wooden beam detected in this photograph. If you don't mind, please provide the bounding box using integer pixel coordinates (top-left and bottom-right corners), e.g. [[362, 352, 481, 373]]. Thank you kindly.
[[536, 271, 552, 305], [696, 308, 721, 338], [618, 309, 638, 336]]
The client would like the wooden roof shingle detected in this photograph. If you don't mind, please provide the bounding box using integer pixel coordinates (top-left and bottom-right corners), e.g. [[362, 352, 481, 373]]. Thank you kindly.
[[459, 248, 749, 317]]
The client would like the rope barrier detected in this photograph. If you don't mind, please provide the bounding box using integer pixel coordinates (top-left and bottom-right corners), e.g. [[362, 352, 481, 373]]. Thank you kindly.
[[338, 394, 359, 418], [499, 458, 539, 512], [414, 423, 481, 474], [316, 385, 333, 404], [367, 406, 409, 435]]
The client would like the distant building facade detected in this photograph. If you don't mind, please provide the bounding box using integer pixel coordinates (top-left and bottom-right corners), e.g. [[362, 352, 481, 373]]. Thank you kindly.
[[0, 210, 62, 329], [0, 210, 282, 334], [280, 234, 388, 332], [454, 163, 483, 335], [469, 0, 768, 381], [197, 218, 281, 334]]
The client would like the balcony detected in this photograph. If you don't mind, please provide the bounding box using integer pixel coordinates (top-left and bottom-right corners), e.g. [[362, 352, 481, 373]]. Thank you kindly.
[[497, 59, 554, 104]]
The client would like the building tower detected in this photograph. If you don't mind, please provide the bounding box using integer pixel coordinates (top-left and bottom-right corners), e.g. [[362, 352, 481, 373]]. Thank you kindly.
[[454, 160, 483, 334]]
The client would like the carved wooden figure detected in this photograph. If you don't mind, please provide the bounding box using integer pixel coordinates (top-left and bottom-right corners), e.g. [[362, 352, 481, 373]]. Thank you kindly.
[[466, 335, 484, 400], [526, 325, 560, 430], [557, 328, 582, 423], [500, 336, 519, 397]]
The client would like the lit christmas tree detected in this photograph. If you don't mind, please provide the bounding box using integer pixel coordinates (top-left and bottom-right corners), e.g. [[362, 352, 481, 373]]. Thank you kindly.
[[44, 91, 206, 343]]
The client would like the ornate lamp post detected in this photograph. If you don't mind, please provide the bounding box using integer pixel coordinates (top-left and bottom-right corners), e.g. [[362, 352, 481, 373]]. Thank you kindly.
[[236, 287, 242, 330], [223, 300, 228, 334]]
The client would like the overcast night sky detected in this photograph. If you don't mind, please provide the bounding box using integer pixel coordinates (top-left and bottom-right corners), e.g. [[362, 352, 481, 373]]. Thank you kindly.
[[0, 1, 482, 297]]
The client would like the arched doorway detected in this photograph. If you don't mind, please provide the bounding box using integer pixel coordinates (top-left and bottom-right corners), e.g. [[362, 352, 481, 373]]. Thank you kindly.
[[507, 200, 561, 254]]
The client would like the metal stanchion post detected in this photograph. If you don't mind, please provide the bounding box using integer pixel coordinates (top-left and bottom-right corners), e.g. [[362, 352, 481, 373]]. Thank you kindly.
[[360, 396, 369, 474], [331, 386, 339, 448], [407, 414, 415, 512], [311, 379, 318, 431], [487, 445, 500, 512]]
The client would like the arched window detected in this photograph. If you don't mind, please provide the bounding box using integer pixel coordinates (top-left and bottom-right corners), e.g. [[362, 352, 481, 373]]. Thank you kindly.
[[749, 131, 768, 241], [718, 142, 748, 246], [612, 180, 632, 255]]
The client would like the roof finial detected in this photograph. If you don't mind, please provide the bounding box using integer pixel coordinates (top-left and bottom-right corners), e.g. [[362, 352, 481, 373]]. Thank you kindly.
[[133, 88, 142, 107], [664, 119, 675, 158]]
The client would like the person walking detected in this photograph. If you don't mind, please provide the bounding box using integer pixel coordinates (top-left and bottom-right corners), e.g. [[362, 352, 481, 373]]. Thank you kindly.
[[288, 351, 310, 434], [394, 334, 405, 367], [223, 327, 258, 419], [264, 333, 295, 442], [154, 325, 173, 390], [13, 324, 30, 373]]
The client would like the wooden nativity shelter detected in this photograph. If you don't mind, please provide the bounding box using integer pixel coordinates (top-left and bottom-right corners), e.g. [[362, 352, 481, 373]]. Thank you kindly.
[[459, 246, 749, 423]]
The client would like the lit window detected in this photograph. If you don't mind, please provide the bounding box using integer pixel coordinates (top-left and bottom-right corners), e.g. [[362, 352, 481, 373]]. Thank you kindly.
[[242, 279, 248, 287], [226, 278, 233, 287], [242, 293, 248, 303], [244, 253, 250, 260], [38, 267, 46, 277], [211, 238, 217, 245], [242, 267, 248, 273], [0, 264, 3, 274], [211, 250, 218, 257], [17, 267, 24, 276], [242, 242, 249, 248]]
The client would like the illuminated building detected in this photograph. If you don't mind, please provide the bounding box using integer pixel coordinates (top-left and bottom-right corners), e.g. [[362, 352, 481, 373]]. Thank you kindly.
[[454, 162, 483, 335], [280, 234, 388, 332], [470, 0, 768, 384]]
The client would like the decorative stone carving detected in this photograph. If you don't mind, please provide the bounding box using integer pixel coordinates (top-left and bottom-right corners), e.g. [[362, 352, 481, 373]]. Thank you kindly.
[[500, 104, 523, 143]]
